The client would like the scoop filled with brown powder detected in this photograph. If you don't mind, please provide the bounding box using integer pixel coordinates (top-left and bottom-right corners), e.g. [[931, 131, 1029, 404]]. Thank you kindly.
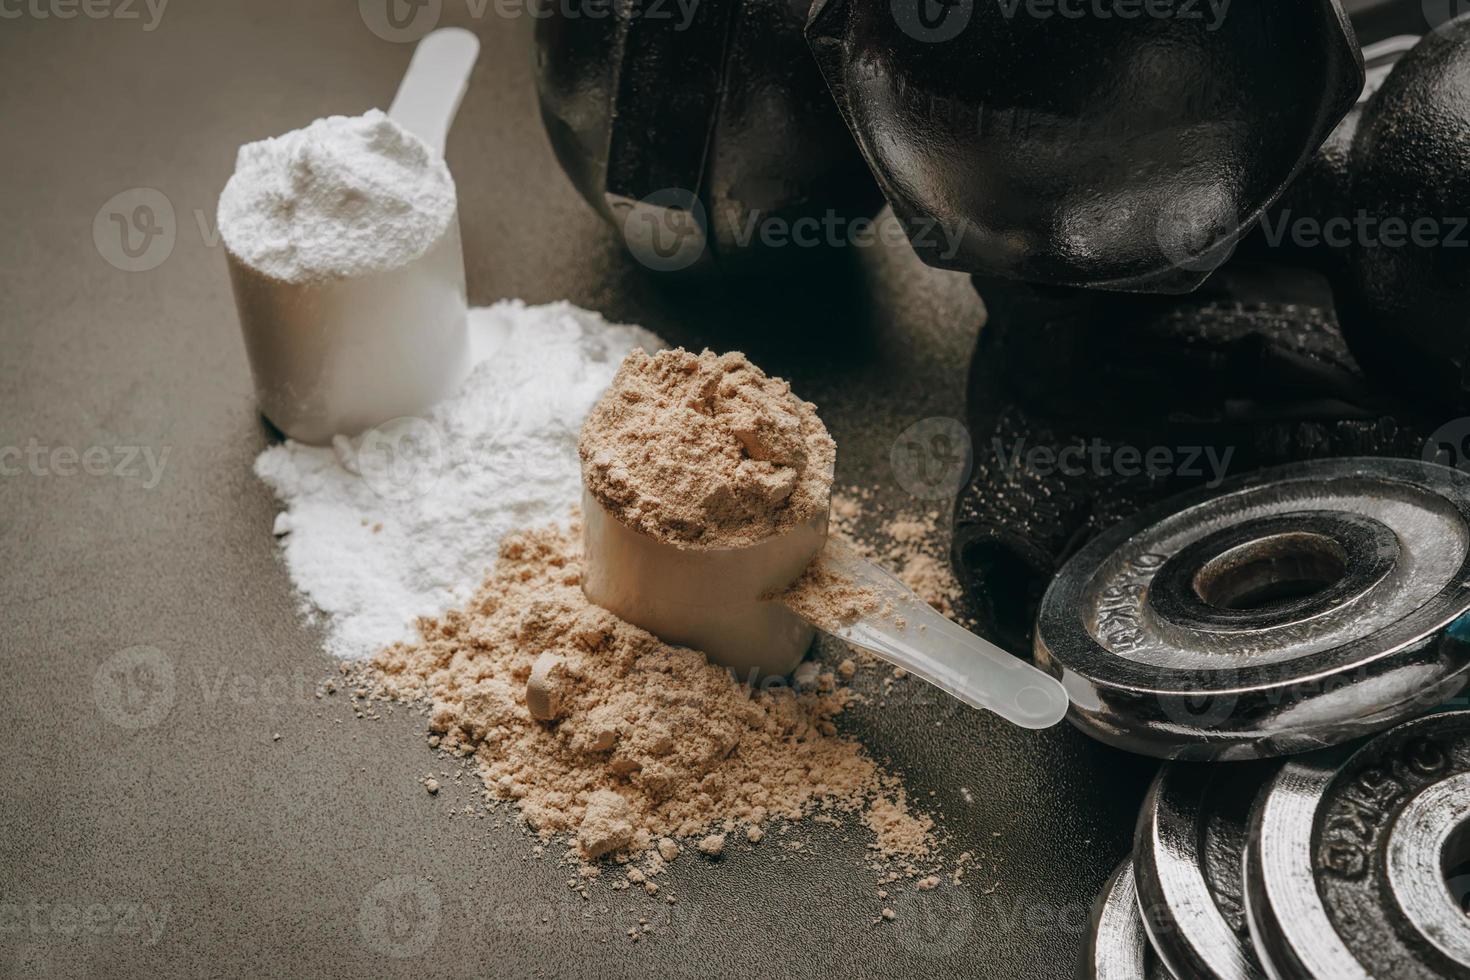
[[578, 349, 836, 549], [577, 348, 838, 676]]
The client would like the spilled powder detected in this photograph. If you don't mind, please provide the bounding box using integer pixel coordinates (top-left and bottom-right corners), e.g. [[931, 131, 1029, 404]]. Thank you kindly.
[[579, 349, 835, 548], [775, 556, 882, 633], [830, 488, 963, 620], [864, 792, 935, 858], [255, 301, 661, 660], [366, 519, 938, 872]]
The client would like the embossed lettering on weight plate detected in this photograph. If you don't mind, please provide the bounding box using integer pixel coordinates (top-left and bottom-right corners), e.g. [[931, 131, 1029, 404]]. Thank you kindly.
[[1316, 735, 1459, 881], [1094, 553, 1166, 652]]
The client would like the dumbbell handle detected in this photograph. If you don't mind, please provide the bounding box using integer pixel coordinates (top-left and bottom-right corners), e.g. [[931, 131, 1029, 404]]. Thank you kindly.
[[603, 0, 736, 209], [1245, 34, 1423, 273]]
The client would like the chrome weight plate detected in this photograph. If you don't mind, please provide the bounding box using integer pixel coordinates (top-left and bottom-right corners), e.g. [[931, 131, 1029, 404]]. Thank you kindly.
[[1035, 458, 1470, 760], [1134, 762, 1278, 980], [1245, 710, 1470, 980], [1083, 859, 1173, 980]]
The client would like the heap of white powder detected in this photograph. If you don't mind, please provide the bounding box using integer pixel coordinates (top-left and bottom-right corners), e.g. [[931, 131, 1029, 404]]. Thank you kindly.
[[218, 109, 456, 282], [255, 301, 662, 659]]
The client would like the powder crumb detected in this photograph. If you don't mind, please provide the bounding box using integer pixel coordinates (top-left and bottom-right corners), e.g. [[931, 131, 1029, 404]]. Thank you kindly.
[[916, 875, 941, 891], [697, 834, 727, 858], [367, 521, 937, 876], [837, 659, 856, 680], [579, 349, 835, 549], [831, 492, 864, 524], [745, 825, 764, 844], [953, 852, 975, 885], [526, 651, 570, 722], [880, 908, 896, 921], [578, 790, 636, 860], [793, 661, 820, 689], [864, 793, 936, 859], [424, 778, 440, 795], [892, 553, 958, 618]]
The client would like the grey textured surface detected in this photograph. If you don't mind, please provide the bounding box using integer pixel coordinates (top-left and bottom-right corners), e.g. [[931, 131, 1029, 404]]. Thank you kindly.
[[0, 2, 1156, 977]]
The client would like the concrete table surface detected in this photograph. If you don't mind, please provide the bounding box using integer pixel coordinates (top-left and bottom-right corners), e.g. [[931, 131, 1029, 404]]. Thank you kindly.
[[0, 3, 1158, 977]]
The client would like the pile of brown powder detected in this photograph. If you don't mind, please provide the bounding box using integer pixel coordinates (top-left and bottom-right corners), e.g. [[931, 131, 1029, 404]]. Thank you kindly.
[[578, 349, 836, 548], [368, 518, 935, 871]]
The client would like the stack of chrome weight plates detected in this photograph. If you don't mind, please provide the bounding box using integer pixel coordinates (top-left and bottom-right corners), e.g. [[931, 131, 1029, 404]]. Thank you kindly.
[[1038, 460, 1470, 979]]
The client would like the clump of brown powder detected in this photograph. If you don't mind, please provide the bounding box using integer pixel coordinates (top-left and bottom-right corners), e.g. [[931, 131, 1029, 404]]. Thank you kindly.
[[368, 519, 935, 871], [578, 349, 836, 548]]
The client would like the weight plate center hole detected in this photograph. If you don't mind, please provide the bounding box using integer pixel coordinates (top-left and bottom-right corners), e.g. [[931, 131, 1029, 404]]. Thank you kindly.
[[1443, 818, 1470, 917], [1191, 531, 1349, 612]]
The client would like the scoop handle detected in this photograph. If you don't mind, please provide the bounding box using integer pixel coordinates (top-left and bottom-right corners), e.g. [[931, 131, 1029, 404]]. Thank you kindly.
[[789, 541, 1071, 730], [388, 27, 480, 156]]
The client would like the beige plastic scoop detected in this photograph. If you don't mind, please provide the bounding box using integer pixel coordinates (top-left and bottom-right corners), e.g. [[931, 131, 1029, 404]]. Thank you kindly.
[[581, 491, 1069, 729], [227, 28, 480, 444], [582, 489, 826, 678]]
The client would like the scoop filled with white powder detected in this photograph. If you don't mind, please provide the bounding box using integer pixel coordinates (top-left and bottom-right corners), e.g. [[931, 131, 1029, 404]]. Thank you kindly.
[[220, 29, 480, 445], [219, 109, 456, 282]]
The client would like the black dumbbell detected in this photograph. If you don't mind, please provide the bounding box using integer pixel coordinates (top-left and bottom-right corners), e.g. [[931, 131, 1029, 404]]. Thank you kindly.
[[1337, 20, 1470, 409], [1249, 21, 1470, 409], [806, 0, 1364, 292], [532, 0, 881, 271]]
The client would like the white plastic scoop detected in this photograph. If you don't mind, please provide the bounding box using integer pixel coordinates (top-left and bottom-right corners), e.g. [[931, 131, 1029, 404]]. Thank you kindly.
[[799, 538, 1070, 729], [388, 28, 480, 155], [227, 28, 480, 445], [581, 491, 1070, 730]]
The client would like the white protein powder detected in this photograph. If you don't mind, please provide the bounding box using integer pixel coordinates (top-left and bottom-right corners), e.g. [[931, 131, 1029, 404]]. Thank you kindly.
[[255, 300, 663, 659], [218, 109, 456, 283]]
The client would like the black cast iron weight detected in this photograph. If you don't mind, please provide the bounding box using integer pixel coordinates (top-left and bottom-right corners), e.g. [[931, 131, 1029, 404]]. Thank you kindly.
[[806, 0, 1365, 292], [533, 0, 882, 271]]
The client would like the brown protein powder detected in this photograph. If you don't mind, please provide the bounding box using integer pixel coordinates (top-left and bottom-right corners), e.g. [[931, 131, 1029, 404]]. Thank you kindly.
[[368, 520, 937, 871], [578, 349, 836, 549]]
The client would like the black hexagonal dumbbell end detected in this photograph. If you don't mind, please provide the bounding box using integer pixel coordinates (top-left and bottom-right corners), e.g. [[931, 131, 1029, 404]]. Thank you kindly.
[[806, 0, 1364, 293]]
